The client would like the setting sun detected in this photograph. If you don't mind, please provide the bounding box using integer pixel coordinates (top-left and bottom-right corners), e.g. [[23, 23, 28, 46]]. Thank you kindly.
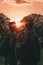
[[14, 17, 23, 27], [10, 17, 23, 28]]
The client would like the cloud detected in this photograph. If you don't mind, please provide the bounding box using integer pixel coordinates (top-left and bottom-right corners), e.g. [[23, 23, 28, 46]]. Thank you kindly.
[[0, 0, 32, 5]]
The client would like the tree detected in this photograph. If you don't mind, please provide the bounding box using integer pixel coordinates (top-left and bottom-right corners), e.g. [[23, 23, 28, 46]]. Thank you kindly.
[[0, 13, 10, 35], [26, 13, 43, 37]]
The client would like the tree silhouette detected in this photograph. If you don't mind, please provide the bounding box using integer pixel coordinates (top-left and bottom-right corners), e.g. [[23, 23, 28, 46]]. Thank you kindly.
[[29, 13, 43, 38], [0, 13, 10, 34]]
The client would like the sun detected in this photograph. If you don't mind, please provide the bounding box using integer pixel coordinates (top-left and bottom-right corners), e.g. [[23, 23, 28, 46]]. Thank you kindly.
[[14, 17, 23, 27], [10, 16, 23, 28]]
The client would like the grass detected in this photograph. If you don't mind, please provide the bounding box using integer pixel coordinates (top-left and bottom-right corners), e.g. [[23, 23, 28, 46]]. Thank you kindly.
[[0, 48, 43, 65]]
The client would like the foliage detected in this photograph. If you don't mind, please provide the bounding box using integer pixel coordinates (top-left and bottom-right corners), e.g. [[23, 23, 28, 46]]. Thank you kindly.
[[0, 13, 10, 35]]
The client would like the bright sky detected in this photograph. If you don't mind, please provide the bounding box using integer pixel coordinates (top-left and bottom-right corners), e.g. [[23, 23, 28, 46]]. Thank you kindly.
[[0, 0, 43, 19]]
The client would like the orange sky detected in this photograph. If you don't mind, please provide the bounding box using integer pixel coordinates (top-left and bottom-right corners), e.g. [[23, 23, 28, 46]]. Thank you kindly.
[[0, 0, 43, 19]]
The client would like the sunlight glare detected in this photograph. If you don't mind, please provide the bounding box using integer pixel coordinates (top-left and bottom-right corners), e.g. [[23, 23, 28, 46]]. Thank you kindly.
[[10, 16, 23, 28], [14, 17, 23, 27]]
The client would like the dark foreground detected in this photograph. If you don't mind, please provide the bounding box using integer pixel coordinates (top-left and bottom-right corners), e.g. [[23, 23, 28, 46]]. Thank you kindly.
[[0, 48, 43, 65]]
